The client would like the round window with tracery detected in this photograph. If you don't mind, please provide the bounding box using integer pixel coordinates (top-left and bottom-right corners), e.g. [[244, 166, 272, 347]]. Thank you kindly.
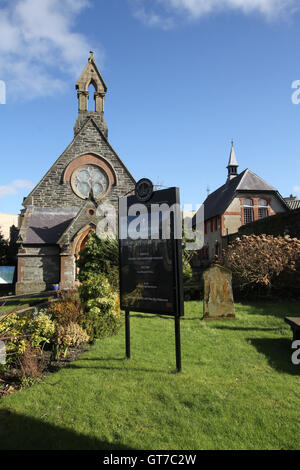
[[71, 165, 109, 200]]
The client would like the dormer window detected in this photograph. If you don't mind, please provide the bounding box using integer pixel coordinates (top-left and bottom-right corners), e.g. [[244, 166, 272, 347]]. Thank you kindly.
[[243, 198, 254, 224], [258, 199, 268, 219]]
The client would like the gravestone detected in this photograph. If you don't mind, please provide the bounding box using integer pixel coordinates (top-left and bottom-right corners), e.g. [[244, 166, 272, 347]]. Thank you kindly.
[[203, 264, 235, 320]]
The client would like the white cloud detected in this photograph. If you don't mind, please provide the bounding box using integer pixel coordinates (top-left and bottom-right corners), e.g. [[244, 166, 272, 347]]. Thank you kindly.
[[293, 186, 300, 194], [0, 180, 34, 199], [133, 4, 175, 30], [132, 0, 299, 28], [0, 0, 101, 100]]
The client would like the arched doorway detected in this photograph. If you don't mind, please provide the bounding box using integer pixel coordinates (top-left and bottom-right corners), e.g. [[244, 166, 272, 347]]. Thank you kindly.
[[78, 232, 89, 252], [73, 225, 96, 282]]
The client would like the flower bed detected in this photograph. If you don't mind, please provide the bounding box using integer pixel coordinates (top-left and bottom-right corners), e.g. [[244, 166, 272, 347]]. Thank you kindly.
[[0, 285, 122, 397]]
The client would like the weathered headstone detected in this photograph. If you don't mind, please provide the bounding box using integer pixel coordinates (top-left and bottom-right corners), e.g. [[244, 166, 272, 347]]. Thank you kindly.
[[203, 264, 235, 320]]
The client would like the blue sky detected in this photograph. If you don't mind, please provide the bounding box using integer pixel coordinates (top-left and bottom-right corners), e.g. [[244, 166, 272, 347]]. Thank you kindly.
[[1, 0, 300, 214]]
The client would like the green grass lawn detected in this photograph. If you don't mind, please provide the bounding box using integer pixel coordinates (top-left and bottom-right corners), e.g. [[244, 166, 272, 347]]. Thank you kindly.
[[0, 296, 48, 314], [0, 300, 300, 450]]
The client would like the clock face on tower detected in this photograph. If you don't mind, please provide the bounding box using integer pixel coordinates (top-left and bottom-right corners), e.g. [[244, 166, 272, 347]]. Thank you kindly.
[[71, 165, 109, 200]]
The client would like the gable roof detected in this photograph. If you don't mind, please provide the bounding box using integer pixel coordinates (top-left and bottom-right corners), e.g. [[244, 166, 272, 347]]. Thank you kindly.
[[193, 169, 288, 224], [23, 115, 136, 207], [236, 169, 276, 192], [57, 199, 98, 247], [21, 207, 79, 244], [83, 116, 136, 184]]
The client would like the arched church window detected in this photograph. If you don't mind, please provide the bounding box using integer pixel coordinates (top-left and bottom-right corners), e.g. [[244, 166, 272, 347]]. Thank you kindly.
[[258, 198, 268, 219], [243, 198, 254, 224]]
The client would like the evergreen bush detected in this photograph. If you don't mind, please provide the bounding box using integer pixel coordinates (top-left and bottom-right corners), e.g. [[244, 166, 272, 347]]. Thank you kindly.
[[79, 272, 121, 342]]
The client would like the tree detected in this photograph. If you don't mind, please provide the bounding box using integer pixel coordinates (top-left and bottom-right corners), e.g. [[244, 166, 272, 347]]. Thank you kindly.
[[0, 231, 9, 266], [6, 225, 19, 266], [182, 224, 194, 283]]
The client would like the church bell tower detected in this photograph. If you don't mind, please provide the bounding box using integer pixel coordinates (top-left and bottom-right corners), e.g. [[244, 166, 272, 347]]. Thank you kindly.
[[227, 141, 239, 181], [74, 51, 108, 138]]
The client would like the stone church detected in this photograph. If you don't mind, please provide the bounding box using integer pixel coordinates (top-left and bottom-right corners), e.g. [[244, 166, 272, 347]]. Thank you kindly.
[[16, 52, 135, 295]]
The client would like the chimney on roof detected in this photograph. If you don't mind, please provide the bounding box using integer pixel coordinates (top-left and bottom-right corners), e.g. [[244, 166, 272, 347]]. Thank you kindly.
[[285, 194, 298, 201], [227, 140, 239, 182]]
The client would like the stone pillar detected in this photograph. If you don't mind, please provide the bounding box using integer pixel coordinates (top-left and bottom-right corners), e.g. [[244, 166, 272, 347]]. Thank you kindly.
[[94, 92, 105, 113], [59, 254, 76, 291], [77, 90, 89, 112]]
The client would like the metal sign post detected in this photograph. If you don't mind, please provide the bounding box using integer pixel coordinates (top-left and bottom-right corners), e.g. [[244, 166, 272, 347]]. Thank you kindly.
[[174, 315, 181, 373], [125, 310, 130, 360]]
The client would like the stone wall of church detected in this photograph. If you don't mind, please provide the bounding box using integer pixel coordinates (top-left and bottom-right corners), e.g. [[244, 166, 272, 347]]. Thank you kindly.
[[16, 52, 136, 296], [16, 246, 60, 295], [23, 119, 135, 212]]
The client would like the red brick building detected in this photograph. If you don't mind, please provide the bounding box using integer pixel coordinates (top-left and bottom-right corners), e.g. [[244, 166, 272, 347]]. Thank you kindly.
[[193, 143, 290, 264]]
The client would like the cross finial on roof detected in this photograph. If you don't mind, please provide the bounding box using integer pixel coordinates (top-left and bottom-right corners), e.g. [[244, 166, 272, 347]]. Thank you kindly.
[[227, 140, 239, 181], [89, 51, 95, 62]]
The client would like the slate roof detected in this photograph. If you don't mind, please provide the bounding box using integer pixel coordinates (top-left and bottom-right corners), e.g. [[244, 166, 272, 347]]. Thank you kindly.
[[22, 207, 79, 244], [193, 168, 288, 224], [285, 199, 300, 210], [227, 144, 238, 167]]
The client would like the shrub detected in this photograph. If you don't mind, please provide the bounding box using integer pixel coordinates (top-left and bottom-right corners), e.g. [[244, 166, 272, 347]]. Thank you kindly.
[[0, 310, 56, 363], [53, 322, 89, 359], [83, 307, 121, 343], [48, 294, 83, 326], [222, 234, 300, 296], [77, 232, 119, 290], [17, 344, 44, 379], [0, 313, 29, 361], [183, 271, 202, 301], [79, 272, 122, 342], [28, 311, 56, 349], [182, 252, 193, 282], [57, 289, 80, 303]]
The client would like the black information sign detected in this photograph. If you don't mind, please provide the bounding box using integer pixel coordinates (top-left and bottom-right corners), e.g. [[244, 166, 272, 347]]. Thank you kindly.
[[118, 184, 184, 372]]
